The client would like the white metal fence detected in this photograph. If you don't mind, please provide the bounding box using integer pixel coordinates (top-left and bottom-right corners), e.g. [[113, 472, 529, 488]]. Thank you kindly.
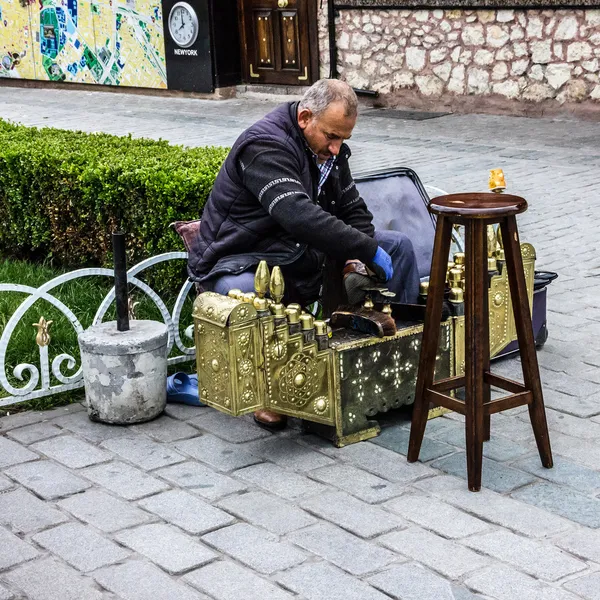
[[0, 252, 195, 408]]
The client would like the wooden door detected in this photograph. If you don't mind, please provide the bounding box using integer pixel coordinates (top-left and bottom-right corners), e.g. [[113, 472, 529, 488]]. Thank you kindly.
[[239, 0, 318, 86]]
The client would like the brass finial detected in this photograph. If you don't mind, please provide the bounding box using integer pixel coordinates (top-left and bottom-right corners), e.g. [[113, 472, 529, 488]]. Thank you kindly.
[[285, 307, 300, 324], [253, 297, 268, 312], [449, 287, 464, 303], [448, 268, 462, 285], [314, 320, 327, 335], [382, 304, 392, 315], [419, 280, 430, 296], [270, 266, 285, 304], [254, 260, 270, 299], [487, 225, 496, 257], [489, 168, 506, 193], [363, 296, 375, 310], [33, 316, 53, 347], [243, 292, 256, 304], [300, 314, 314, 331], [496, 227, 505, 260], [287, 303, 302, 313], [227, 289, 243, 300], [453, 252, 465, 268]]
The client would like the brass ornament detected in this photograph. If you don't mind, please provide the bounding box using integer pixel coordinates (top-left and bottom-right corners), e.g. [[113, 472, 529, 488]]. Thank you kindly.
[[489, 168, 506, 192], [33, 317, 52, 347], [270, 266, 285, 304], [254, 260, 270, 298]]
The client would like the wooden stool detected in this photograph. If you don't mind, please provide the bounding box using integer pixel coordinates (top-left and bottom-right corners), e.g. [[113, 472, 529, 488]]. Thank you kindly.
[[407, 192, 553, 492]]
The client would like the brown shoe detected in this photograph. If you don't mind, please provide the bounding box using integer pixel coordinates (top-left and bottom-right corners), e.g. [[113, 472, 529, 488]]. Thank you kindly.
[[254, 409, 287, 431]]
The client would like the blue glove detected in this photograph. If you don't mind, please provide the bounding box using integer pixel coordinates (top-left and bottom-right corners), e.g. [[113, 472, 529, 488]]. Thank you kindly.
[[370, 246, 393, 282]]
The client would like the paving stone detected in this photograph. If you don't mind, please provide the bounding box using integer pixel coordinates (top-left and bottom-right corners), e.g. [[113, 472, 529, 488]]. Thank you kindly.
[[0, 473, 14, 492], [0, 584, 14, 600], [465, 565, 580, 600], [307, 463, 407, 503], [4, 460, 91, 500], [100, 435, 186, 470], [550, 431, 600, 470], [415, 475, 572, 537], [0, 436, 39, 468], [544, 389, 600, 419], [378, 525, 490, 580], [540, 370, 600, 399], [130, 414, 200, 442], [431, 451, 537, 493], [0, 487, 68, 534], [174, 435, 262, 472], [202, 523, 308, 574], [218, 490, 316, 535], [80, 461, 170, 500], [165, 404, 209, 421], [155, 461, 247, 500], [188, 411, 271, 443], [463, 529, 586, 582], [563, 572, 600, 599], [233, 462, 328, 500], [5, 557, 104, 600], [367, 563, 460, 600], [58, 489, 154, 532], [115, 523, 217, 574], [6, 422, 62, 444], [31, 435, 111, 468], [139, 489, 235, 534], [487, 413, 540, 442], [184, 560, 295, 600], [0, 410, 53, 431], [514, 454, 600, 494], [277, 561, 390, 600], [300, 490, 404, 538], [0, 525, 40, 569], [521, 408, 600, 440], [94, 560, 206, 600], [244, 437, 335, 471], [371, 426, 455, 461], [33, 521, 130, 571], [287, 522, 396, 576], [335, 441, 434, 483], [555, 528, 600, 563], [429, 425, 532, 462], [512, 481, 600, 528], [50, 411, 130, 443], [384, 492, 490, 539]]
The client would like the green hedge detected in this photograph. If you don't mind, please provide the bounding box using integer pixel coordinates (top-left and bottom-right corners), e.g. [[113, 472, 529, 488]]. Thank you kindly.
[[0, 119, 228, 290]]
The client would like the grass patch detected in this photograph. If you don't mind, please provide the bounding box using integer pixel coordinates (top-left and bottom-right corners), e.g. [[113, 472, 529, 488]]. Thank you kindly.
[[0, 257, 196, 413]]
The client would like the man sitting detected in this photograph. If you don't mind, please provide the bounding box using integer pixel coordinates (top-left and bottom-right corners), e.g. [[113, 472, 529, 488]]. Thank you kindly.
[[187, 79, 419, 430]]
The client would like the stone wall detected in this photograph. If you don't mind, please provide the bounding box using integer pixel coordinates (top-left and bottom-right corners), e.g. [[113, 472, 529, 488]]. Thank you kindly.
[[319, 6, 600, 115]]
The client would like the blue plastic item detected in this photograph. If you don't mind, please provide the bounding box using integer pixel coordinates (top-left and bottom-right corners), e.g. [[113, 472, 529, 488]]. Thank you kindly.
[[166, 372, 205, 406]]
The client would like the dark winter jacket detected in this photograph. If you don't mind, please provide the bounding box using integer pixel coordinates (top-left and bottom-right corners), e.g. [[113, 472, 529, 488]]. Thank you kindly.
[[187, 101, 379, 288]]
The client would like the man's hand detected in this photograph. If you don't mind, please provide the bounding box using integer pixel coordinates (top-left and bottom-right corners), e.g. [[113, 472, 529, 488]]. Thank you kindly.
[[369, 246, 393, 282]]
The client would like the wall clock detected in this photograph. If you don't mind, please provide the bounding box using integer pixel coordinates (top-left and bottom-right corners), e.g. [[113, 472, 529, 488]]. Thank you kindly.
[[168, 1, 199, 48]]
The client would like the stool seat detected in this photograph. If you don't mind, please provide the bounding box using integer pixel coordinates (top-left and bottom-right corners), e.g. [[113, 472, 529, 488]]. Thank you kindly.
[[429, 193, 527, 219]]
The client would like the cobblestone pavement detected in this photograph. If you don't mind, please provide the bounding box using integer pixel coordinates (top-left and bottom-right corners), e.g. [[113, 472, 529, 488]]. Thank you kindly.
[[2, 86, 600, 600]]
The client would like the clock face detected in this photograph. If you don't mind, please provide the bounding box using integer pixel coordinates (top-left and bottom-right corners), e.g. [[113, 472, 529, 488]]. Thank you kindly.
[[168, 2, 199, 49]]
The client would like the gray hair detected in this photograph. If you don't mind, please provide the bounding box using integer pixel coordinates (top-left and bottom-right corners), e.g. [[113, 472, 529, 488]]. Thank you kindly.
[[299, 79, 358, 118]]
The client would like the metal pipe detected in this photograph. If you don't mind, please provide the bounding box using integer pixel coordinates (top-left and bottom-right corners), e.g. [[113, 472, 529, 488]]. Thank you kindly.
[[112, 231, 130, 332]]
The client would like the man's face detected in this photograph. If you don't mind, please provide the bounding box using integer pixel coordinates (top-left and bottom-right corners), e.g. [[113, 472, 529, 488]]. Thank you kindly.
[[297, 102, 356, 163]]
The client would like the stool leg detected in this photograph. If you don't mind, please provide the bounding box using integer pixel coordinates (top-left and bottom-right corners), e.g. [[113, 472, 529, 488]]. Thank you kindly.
[[408, 215, 453, 462], [501, 217, 553, 468], [464, 220, 488, 491]]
